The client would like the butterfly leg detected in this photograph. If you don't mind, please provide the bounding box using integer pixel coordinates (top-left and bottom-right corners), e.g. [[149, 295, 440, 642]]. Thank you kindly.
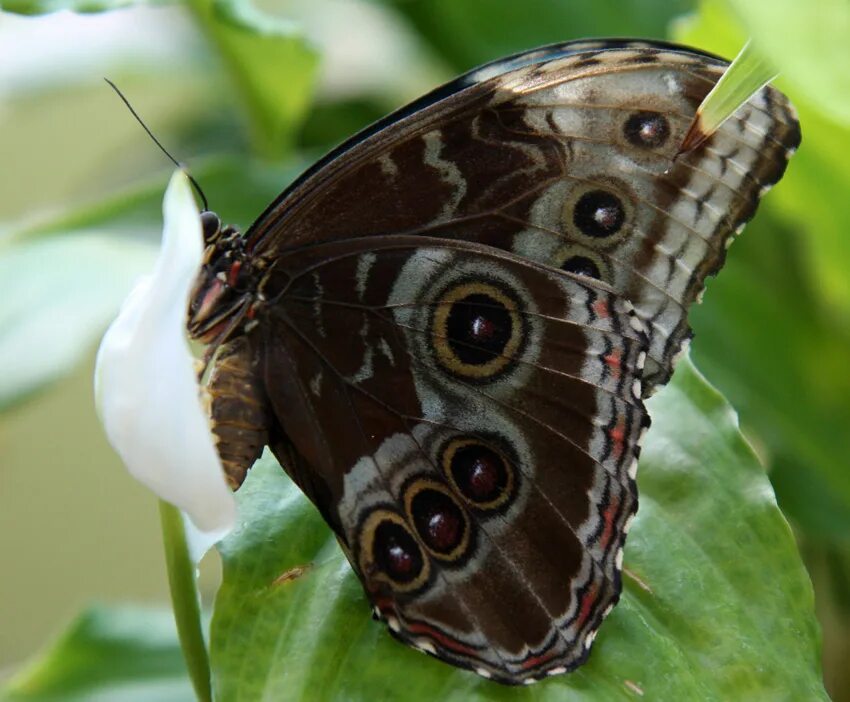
[[206, 335, 271, 490]]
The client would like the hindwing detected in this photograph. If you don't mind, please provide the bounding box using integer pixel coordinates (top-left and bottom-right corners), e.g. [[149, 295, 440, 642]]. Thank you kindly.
[[257, 236, 648, 683]]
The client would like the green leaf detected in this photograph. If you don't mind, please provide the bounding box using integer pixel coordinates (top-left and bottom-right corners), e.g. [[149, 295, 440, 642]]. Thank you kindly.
[[188, 0, 320, 157], [383, 0, 695, 71], [210, 356, 826, 700], [689, 214, 850, 539], [1, 605, 192, 702], [679, 40, 777, 153]]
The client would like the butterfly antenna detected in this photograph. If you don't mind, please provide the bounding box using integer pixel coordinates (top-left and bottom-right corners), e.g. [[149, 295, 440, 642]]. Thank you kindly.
[[104, 77, 210, 212]]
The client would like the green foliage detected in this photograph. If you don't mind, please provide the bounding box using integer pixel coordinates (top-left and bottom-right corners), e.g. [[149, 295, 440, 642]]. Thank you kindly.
[[1, 606, 192, 702], [187, 0, 320, 157], [686, 40, 777, 147], [727, 0, 850, 123], [0, 234, 156, 409], [209, 357, 826, 701], [676, 0, 850, 541]]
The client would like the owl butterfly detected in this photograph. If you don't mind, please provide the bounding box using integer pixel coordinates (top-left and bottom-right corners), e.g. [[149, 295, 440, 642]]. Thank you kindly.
[[188, 39, 799, 684]]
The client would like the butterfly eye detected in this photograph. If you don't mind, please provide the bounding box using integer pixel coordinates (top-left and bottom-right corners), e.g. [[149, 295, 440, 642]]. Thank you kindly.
[[442, 438, 516, 512], [200, 211, 222, 243], [623, 110, 671, 149], [359, 511, 431, 592], [431, 281, 525, 381], [404, 482, 471, 561]]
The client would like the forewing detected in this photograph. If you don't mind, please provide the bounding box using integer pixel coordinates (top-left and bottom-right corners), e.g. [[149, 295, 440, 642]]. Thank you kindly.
[[247, 40, 799, 393]]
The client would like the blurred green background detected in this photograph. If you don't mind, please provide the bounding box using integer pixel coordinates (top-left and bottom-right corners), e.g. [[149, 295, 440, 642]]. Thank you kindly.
[[1, 0, 848, 699]]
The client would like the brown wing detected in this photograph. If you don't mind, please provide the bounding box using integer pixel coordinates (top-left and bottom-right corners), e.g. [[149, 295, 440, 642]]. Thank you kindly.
[[246, 40, 799, 393], [256, 235, 648, 683]]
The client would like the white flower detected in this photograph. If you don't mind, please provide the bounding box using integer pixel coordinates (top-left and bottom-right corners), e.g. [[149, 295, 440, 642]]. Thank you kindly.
[[95, 170, 236, 539]]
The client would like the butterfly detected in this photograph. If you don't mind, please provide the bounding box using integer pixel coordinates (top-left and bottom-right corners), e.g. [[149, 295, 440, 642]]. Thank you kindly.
[[187, 39, 800, 685]]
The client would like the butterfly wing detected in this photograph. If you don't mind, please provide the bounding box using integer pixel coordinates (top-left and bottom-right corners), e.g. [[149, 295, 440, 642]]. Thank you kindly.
[[255, 235, 648, 683], [246, 40, 799, 392]]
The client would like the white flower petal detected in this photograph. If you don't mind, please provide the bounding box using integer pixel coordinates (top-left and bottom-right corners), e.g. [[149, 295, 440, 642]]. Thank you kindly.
[[95, 171, 236, 536]]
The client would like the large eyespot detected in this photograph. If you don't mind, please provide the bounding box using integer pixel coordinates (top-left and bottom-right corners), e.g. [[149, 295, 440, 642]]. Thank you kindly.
[[404, 480, 471, 562], [442, 437, 516, 512], [623, 111, 670, 149], [431, 281, 525, 381], [561, 179, 634, 245], [359, 511, 430, 592]]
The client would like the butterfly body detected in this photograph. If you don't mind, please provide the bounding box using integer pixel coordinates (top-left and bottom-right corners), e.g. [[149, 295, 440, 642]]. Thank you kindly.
[[187, 39, 799, 684]]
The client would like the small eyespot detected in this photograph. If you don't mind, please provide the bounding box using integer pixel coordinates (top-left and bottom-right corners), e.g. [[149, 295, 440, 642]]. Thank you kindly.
[[561, 179, 634, 246], [573, 190, 625, 238], [373, 520, 424, 584], [359, 511, 430, 592], [410, 488, 468, 556], [561, 255, 602, 279], [431, 281, 525, 381], [623, 111, 671, 149], [442, 437, 516, 512]]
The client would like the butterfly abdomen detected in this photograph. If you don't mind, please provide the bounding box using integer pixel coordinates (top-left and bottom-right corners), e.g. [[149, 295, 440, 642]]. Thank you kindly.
[[206, 336, 270, 490]]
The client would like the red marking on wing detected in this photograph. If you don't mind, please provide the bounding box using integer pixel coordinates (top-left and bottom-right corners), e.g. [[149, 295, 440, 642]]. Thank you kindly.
[[598, 498, 621, 551], [520, 648, 559, 670], [592, 299, 610, 319], [608, 419, 626, 460], [404, 620, 481, 657], [575, 584, 600, 631], [603, 347, 622, 378]]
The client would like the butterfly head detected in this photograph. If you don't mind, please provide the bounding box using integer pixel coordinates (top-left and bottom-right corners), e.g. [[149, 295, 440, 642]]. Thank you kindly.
[[187, 211, 258, 344]]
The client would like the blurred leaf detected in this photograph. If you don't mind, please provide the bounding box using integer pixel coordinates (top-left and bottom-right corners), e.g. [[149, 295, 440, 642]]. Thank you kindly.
[[676, 0, 850, 541], [10, 158, 305, 245], [210, 357, 825, 701], [690, 214, 850, 539], [0, 0, 141, 14], [1, 605, 192, 702], [0, 233, 156, 410], [298, 98, 389, 153], [383, 0, 695, 70], [188, 0, 320, 158], [726, 0, 850, 124]]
